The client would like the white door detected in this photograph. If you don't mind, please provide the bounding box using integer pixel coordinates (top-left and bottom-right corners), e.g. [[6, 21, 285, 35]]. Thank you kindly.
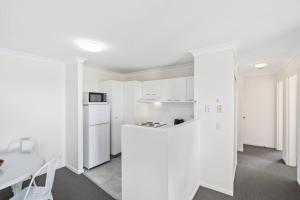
[[88, 123, 110, 168], [276, 80, 284, 151], [88, 105, 110, 125], [243, 76, 276, 148]]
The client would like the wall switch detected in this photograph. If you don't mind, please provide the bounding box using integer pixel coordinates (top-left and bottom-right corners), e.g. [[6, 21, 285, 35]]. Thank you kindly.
[[205, 105, 210, 112]]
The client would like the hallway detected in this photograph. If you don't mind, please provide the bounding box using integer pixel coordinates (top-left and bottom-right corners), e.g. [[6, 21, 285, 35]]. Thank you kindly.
[[194, 145, 300, 200]]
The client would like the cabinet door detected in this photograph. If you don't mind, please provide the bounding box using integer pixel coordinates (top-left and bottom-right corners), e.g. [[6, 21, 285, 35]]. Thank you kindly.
[[160, 79, 171, 101], [88, 123, 110, 167], [169, 77, 187, 101], [186, 76, 194, 101], [142, 80, 161, 99]]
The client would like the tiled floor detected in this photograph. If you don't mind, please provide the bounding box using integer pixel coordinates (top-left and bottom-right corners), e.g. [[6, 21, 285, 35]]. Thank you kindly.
[[84, 157, 122, 200]]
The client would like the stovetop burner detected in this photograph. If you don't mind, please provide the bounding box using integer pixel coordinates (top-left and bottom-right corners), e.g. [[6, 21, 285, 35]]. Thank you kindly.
[[138, 122, 166, 128]]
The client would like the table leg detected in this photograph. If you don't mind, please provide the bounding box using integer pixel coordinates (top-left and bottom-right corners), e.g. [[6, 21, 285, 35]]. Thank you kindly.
[[11, 182, 22, 195]]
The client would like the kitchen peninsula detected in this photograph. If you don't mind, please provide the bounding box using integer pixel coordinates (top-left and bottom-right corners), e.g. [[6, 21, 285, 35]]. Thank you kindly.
[[121, 119, 200, 200]]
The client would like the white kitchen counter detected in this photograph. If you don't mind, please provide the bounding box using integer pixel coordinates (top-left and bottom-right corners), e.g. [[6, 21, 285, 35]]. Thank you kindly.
[[121, 119, 200, 200]]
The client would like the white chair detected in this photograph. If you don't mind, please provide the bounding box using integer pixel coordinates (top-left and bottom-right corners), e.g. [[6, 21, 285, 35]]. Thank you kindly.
[[10, 157, 58, 200], [8, 138, 38, 153]]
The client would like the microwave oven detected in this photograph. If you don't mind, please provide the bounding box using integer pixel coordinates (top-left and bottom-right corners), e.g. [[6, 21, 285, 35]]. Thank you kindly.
[[83, 92, 107, 104]]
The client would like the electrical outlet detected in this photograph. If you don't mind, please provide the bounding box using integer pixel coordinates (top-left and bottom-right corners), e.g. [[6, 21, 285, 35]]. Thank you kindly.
[[217, 104, 223, 113]]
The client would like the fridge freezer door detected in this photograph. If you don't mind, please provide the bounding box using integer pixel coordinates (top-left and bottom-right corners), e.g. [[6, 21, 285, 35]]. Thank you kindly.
[[87, 123, 110, 168], [88, 104, 110, 126]]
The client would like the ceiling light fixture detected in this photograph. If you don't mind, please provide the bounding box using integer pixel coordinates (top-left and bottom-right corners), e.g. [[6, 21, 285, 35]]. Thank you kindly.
[[255, 63, 268, 69], [76, 40, 107, 52]]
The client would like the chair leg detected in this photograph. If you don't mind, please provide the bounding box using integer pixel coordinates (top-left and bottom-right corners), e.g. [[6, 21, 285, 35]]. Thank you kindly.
[[11, 182, 22, 195]]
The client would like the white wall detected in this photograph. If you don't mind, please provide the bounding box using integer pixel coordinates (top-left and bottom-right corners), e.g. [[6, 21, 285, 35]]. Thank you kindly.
[[297, 69, 300, 185], [241, 75, 276, 148], [0, 51, 66, 168], [83, 67, 124, 92], [192, 44, 237, 196], [146, 103, 194, 125], [65, 58, 84, 174]]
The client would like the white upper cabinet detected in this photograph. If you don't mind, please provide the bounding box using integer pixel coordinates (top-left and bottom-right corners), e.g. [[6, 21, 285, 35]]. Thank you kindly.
[[142, 76, 194, 102], [186, 76, 194, 101], [168, 77, 187, 101], [142, 80, 162, 100]]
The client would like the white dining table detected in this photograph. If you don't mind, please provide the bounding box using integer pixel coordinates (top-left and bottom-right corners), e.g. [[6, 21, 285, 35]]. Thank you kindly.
[[0, 152, 44, 194]]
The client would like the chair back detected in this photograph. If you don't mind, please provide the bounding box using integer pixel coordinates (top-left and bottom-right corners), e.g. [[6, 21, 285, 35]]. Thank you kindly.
[[24, 157, 58, 200]]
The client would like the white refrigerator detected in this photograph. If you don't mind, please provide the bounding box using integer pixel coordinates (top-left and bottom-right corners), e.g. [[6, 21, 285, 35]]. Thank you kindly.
[[83, 103, 110, 169]]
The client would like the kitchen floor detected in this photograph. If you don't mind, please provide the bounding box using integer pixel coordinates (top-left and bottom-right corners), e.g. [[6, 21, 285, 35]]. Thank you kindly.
[[84, 157, 122, 200]]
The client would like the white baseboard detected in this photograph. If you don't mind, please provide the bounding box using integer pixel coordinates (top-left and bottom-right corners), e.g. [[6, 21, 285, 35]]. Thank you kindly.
[[199, 181, 233, 196], [233, 163, 237, 179], [237, 148, 243, 152], [189, 184, 200, 200], [243, 143, 275, 149], [66, 164, 84, 175], [298, 178, 300, 186]]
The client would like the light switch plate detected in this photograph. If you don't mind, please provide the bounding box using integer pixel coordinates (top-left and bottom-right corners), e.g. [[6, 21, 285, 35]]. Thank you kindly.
[[205, 105, 210, 112]]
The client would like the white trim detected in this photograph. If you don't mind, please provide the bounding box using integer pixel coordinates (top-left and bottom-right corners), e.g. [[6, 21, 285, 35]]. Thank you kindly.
[[0, 48, 64, 64], [189, 41, 240, 57], [298, 178, 300, 186], [199, 181, 233, 196], [233, 163, 237, 179], [189, 184, 200, 200], [238, 148, 243, 152], [124, 62, 193, 75], [66, 164, 84, 175]]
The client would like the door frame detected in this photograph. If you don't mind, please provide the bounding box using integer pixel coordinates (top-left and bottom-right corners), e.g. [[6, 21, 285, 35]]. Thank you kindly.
[[276, 80, 284, 151]]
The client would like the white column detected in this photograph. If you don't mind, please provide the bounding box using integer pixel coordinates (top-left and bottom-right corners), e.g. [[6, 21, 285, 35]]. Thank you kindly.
[[190, 42, 239, 196], [297, 69, 300, 185], [65, 57, 86, 174]]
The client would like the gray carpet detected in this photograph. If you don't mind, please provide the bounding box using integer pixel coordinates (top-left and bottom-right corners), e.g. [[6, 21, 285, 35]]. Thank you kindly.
[[1, 145, 299, 200], [0, 167, 114, 200], [193, 145, 300, 200]]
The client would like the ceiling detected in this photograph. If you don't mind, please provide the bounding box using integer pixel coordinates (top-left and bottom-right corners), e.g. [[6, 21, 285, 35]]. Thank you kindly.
[[1, 0, 300, 73]]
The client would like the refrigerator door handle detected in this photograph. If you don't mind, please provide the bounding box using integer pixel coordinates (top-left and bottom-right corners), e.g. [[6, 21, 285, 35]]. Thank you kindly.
[[90, 122, 110, 126]]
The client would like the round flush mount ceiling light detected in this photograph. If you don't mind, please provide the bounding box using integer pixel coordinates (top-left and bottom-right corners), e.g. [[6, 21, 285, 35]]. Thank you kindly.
[[76, 40, 107, 52], [255, 63, 268, 69]]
